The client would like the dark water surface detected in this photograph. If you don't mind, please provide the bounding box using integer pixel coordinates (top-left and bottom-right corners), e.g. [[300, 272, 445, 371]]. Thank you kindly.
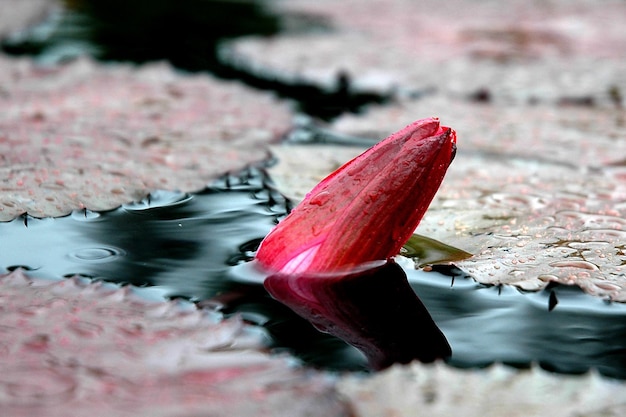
[[2, 168, 625, 379]]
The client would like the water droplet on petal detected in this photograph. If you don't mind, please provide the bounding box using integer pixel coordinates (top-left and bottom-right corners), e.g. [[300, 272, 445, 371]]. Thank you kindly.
[[311, 223, 323, 236], [309, 191, 331, 206], [366, 192, 379, 203]]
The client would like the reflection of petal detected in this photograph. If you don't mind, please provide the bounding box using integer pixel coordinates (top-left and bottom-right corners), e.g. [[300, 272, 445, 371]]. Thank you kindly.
[[264, 261, 451, 370]]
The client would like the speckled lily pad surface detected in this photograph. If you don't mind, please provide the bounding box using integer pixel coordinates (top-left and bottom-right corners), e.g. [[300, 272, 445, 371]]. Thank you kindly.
[[0, 269, 352, 417], [268, 96, 626, 300], [335, 98, 626, 296], [339, 362, 626, 417], [0, 0, 53, 39], [0, 55, 292, 220], [4, 269, 626, 416], [222, 0, 626, 105]]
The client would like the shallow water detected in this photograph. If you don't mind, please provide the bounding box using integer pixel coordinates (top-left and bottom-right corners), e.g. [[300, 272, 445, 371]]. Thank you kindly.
[[1, 168, 281, 298], [2, 167, 625, 378]]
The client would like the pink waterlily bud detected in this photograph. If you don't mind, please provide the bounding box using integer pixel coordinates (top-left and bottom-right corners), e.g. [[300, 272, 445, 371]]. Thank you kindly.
[[256, 117, 457, 274]]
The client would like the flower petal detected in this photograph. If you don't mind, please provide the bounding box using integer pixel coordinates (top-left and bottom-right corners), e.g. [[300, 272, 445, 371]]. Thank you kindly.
[[257, 117, 457, 274]]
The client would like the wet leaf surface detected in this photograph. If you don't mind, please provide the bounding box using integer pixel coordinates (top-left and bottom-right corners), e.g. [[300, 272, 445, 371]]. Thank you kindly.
[[0, 269, 353, 417], [339, 362, 626, 417], [268, 97, 626, 300], [221, 0, 626, 105], [0, 55, 292, 220], [331, 97, 626, 300]]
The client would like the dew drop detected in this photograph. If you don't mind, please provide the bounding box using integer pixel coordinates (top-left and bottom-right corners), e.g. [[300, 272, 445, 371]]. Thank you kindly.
[[366, 191, 379, 203], [346, 166, 360, 177], [309, 191, 331, 206], [549, 260, 599, 270], [311, 223, 323, 236], [538, 274, 559, 282]]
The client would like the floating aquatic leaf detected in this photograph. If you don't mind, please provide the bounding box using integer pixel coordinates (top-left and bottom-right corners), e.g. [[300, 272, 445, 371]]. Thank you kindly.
[[402, 234, 472, 267]]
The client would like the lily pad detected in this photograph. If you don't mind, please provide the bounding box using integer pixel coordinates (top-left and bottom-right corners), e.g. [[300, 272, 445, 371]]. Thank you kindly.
[[402, 234, 472, 267], [338, 362, 626, 417], [330, 96, 626, 300], [0, 55, 293, 220], [266, 143, 364, 202], [221, 0, 626, 105], [0, 269, 352, 416]]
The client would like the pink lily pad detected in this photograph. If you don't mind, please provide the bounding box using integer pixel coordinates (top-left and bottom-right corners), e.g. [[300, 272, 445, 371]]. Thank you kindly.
[[0, 269, 352, 416], [221, 0, 626, 104], [332, 97, 626, 300], [0, 55, 293, 220]]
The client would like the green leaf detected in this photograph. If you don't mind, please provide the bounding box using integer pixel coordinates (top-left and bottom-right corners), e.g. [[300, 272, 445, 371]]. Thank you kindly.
[[402, 234, 472, 267]]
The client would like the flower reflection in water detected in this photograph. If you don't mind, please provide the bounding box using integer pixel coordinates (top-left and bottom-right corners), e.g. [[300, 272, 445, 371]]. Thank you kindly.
[[256, 118, 457, 369], [264, 260, 451, 369]]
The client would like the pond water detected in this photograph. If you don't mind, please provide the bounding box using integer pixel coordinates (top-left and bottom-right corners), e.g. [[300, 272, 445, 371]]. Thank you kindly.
[[2, 0, 625, 382], [2, 167, 625, 379]]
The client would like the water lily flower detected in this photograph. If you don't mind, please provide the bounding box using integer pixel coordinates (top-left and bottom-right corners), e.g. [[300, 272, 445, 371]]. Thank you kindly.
[[256, 117, 457, 273], [255, 117, 457, 369]]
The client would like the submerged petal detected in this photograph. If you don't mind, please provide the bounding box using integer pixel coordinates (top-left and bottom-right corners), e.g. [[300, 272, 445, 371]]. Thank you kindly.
[[257, 117, 457, 274]]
